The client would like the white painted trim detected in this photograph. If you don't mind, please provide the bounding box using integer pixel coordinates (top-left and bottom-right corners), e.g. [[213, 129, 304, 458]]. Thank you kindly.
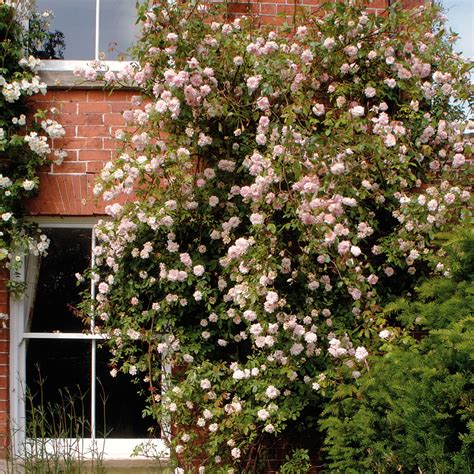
[[28, 216, 100, 227], [9, 256, 27, 457], [22, 332, 107, 340], [24, 438, 169, 461], [38, 60, 134, 72], [37, 60, 138, 89]]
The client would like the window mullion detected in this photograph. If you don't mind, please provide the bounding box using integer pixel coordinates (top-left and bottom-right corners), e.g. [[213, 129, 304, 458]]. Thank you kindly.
[[91, 229, 97, 440], [91, 339, 97, 440]]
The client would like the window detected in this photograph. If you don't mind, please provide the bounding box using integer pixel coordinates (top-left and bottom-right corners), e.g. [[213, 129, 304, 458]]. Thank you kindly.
[[33, 0, 139, 61], [10, 219, 168, 461], [23, 0, 140, 85]]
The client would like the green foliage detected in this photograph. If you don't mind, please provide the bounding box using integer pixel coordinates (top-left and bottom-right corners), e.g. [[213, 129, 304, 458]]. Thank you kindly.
[[320, 225, 474, 473], [81, 0, 472, 469], [280, 449, 311, 474], [0, 3, 65, 275]]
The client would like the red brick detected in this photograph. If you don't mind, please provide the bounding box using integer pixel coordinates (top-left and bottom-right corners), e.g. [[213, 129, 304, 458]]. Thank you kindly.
[[51, 162, 88, 174], [60, 102, 79, 114], [105, 91, 133, 102], [87, 90, 106, 102], [86, 138, 104, 149], [103, 138, 120, 149], [261, 4, 277, 14], [54, 90, 88, 102], [58, 113, 87, 126], [367, 0, 388, 7], [62, 150, 78, 161], [79, 150, 112, 161], [104, 114, 125, 125], [55, 136, 85, 149], [87, 161, 108, 173], [227, 3, 251, 14], [38, 163, 52, 173], [276, 4, 300, 14], [109, 102, 130, 113], [85, 114, 104, 125], [77, 125, 110, 137], [62, 126, 77, 138], [79, 102, 110, 113], [37, 91, 55, 102]]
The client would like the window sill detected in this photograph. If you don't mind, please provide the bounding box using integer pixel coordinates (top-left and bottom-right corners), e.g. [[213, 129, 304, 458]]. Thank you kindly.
[[22, 438, 169, 462], [38, 60, 138, 89]]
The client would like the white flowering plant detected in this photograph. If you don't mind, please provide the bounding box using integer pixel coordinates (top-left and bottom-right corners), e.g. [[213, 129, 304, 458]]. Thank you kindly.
[[0, 4, 66, 284], [80, 0, 472, 470]]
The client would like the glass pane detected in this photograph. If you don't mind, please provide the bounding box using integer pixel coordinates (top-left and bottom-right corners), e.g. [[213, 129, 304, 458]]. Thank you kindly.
[[30, 228, 92, 333], [26, 340, 92, 439], [99, 0, 138, 60], [35, 0, 96, 59], [95, 345, 157, 438]]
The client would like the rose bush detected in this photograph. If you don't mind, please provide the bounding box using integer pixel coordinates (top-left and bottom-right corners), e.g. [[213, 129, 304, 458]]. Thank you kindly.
[[0, 3, 66, 289], [80, 0, 472, 470]]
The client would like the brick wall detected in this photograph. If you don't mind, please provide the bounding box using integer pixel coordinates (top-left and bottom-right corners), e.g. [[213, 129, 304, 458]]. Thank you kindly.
[[24, 88, 133, 216], [224, 0, 425, 24]]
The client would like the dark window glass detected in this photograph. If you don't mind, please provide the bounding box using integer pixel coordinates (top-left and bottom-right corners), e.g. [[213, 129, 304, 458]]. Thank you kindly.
[[35, 0, 95, 60], [25, 341, 155, 439], [99, 0, 138, 60], [26, 340, 93, 438], [30, 227, 91, 333], [96, 345, 156, 438]]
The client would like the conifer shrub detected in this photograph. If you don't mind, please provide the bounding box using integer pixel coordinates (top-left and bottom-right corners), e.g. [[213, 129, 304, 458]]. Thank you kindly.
[[320, 226, 474, 473]]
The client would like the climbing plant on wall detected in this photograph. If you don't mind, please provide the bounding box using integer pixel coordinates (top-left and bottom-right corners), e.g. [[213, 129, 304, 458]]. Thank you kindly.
[[78, 0, 472, 471], [0, 3, 65, 290]]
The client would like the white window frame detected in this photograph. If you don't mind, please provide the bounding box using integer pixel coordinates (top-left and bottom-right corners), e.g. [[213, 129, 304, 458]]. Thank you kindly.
[[37, 0, 137, 63], [9, 217, 169, 462], [12, 0, 138, 87]]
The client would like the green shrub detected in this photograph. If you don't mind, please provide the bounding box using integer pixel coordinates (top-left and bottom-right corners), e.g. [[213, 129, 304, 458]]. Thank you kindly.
[[320, 227, 474, 473]]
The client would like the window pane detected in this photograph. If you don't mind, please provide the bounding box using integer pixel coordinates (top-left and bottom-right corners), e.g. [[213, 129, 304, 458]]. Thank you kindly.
[[26, 340, 92, 439], [95, 346, 157, 438], [35, 0, 96, 60], [99, 0, 138, 60], [30, 228, 92, 333]]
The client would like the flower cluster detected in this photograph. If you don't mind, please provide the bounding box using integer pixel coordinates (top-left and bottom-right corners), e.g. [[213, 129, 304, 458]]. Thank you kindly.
[[0, 5, 66, 277], [82, 0, 471, 470]]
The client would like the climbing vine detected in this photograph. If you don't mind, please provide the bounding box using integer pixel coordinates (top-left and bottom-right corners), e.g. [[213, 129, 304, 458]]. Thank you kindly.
[[78, 0, 472, 471], [0, 3, 65, 290]]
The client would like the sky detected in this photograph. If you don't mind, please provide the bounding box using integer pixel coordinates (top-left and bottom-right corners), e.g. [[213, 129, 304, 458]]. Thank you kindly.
[[441, 0, 474, 59]]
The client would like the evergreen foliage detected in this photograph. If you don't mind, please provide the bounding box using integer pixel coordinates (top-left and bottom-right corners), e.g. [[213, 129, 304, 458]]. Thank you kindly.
[[320, 226, 474, 473]]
